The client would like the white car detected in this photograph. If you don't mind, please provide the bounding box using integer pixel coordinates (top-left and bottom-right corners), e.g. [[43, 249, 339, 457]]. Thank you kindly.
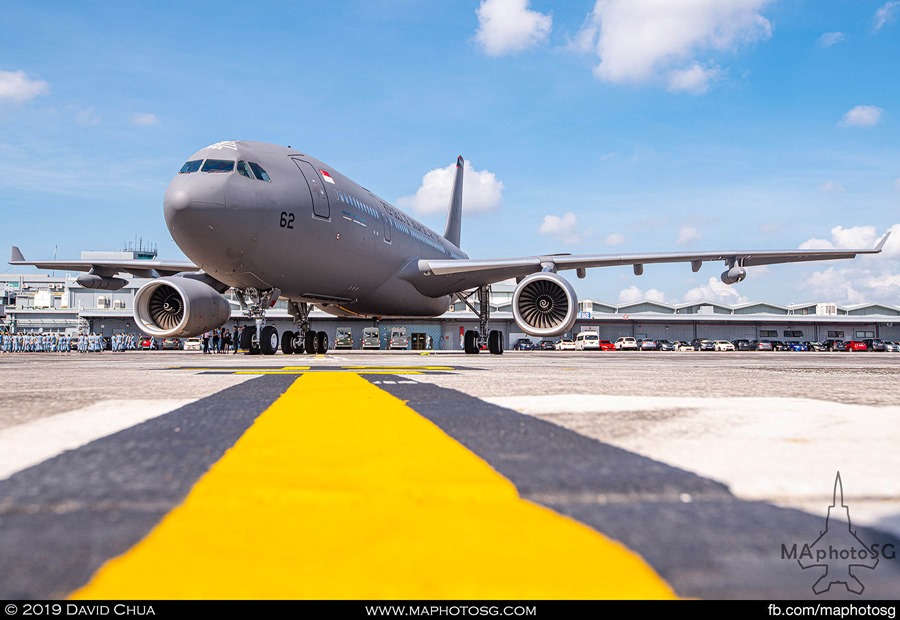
[[614, 336, 638, 351], [575, 332, 601, 350], [555, 339, 576, 351], [675, 341, 695, 351], [713, 340, 735, 351], [183, 337, 202, 351]]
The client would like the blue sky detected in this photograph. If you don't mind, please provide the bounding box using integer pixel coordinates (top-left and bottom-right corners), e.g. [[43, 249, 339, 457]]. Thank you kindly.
[[2, 0, 898, 306]]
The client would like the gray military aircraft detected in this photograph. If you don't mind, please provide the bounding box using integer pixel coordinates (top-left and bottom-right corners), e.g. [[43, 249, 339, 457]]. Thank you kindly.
[[10, 140, 890, 355]]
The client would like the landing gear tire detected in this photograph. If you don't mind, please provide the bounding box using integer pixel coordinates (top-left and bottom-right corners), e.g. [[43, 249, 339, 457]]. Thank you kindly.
[[316, 331, 329, 354], [488, 330, 503, 355], [464, 330, 479, 355], [305, 331, 317, 354], [240, 326, 260, 355], [260, 325, 278, 356], [292, 335, 306, 354], [281, 330, 295, 355]]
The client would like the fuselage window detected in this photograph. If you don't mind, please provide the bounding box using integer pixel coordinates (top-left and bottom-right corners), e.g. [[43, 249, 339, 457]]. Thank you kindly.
[[201, 159, 235, 173], [237, 161, 254, 179], [179, 160, 202, 174], [249, 162, 270, 181]]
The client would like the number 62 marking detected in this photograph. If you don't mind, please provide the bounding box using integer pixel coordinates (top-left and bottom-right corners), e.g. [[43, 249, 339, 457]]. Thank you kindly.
[[280, 211, 295, 229]]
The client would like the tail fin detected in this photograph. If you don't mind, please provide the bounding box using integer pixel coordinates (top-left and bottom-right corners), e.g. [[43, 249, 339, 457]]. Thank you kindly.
[[443, 155, 464, 248]]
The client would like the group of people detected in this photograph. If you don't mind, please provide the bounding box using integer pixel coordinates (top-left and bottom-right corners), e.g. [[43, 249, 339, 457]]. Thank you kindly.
[[0, 332, 137, 353], [203, 325, 242, 354]]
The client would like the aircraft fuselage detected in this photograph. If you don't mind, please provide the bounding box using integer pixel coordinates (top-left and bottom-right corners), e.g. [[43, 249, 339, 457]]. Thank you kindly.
[[164, 141, 463, 318]]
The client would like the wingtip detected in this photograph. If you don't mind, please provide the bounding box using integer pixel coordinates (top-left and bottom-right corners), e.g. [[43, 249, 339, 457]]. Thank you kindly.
[[456, 155, 464, 167], [874, 231, 891, 251], [10, 245, 25, 263]]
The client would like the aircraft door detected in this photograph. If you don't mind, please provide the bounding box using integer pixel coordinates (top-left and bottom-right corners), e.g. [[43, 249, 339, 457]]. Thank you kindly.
[[292, 159, 331, 219], [378, 202, 392, 243]]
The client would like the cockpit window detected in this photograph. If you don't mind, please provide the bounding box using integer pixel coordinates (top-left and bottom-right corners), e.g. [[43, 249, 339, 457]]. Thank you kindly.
[[249, 162, 270, 182], [236, 160, 253, 179], [179, 160, 202, 174], [201, 159, 235, 173]]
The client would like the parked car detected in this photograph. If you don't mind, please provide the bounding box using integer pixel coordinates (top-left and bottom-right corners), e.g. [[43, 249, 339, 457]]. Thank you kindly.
[[139, 336, 159, 350], [537, 340, 557, 351], [748, 340, 774, 351], [656, 339, 676, 351], [783, 341, 808, 352], [804, 341, 826, 352], [862, 339, 886, 352], [713, 340, 735, 351], [822, 339, 845, 352], [769, 340, 787, 351], [884, 341, 900, 352], [161, 337, 182, 350], [513, 337, 535, 351], [674, 341, 695, 351], [639, 338, 659, 351], [555, 338, 576, 351], [614, 336, 638, 351], [732, 339, 753, 351], [575, 332, 601, 350], [693, 339, 716, 351], [598, 339, 616, 351], [183, 337, 202, 351], [844, 340, 868, 352]]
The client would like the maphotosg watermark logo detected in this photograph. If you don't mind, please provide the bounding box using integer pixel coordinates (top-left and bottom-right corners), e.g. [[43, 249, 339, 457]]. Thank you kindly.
[[780, 472, 896, 595]]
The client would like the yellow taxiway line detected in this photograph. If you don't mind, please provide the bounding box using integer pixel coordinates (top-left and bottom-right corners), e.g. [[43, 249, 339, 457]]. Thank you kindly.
[[70, 373, 675, 599]]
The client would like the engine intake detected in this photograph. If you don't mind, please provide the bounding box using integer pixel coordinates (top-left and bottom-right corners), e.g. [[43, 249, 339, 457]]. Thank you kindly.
[[133, 276, 231, 337], [512, 272, 578, 337], [721, 266, 747, 285]]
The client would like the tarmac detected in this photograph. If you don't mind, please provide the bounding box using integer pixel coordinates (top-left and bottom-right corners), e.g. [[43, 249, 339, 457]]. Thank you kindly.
[[1, 349, 898, 600]]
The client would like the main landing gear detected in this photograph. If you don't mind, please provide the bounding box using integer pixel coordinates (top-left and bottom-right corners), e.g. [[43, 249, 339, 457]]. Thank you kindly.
[[235, 288, 328, 356], [457, 284, 503, 355]]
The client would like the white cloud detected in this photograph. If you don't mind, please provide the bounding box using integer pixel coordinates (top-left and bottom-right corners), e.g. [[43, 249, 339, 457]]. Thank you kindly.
[[818, 31, 846, 47], [618, 285, 667, 304], [475, 0, 552, 56], [875, 1, 900, 30], [603, 232, 625, 246], [667, 63, 721, 95], [574, 0, 772, 91], [133, 112, 158, 126], [820, 181, 844, 193], [397, 160, 504, 216], [538, 211, 592, 244], [683, 277, 749, 304], [677, 225, 700, 246], [76, 107, 101, 126], [0, 70, 49, 103], [799, 224, 900, 304], [839, 105, 883, 127]]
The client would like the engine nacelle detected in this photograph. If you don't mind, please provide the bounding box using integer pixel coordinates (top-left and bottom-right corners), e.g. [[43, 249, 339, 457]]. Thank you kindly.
[[720, 266, 747, 285], [512, 272, 578, 337], [133, 277, 231, 337], [76, 274, 128, 290]]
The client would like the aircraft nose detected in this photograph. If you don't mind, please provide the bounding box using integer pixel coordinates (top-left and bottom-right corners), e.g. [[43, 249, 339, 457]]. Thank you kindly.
[[164, 176, 225, 241]]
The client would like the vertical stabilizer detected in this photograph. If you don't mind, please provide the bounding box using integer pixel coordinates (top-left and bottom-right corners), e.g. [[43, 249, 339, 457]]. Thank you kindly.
[[443, 155, 464, 248]]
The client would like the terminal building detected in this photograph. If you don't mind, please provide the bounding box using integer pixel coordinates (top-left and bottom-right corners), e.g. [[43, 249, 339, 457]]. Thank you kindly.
[[2, 250, 899, 350]]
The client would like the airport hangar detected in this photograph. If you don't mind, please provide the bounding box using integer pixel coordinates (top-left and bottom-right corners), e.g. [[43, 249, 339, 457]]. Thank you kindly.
[[3, 249, 900, 349]]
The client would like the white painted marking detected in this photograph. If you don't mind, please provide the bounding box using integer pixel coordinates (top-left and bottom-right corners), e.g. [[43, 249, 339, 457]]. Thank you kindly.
[[484, 394, 900, 537], [0, 399, 195, 481]]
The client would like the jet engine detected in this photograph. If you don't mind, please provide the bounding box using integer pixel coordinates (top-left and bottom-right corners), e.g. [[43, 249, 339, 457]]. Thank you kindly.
[[720, 266, 747, 285], [133, 277, 231, 338], [512, 272, 578, 337]]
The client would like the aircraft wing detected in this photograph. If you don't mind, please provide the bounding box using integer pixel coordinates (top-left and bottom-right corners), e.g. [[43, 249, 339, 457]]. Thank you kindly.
[[414, 232, 891, 294], [9, 246, 197, 278]]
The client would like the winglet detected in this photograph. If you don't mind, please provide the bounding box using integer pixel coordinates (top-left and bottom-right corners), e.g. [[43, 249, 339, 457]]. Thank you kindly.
[[874, 231, 891, 252], [10, 246, 25, 264], [443, 155, 464, 248]]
